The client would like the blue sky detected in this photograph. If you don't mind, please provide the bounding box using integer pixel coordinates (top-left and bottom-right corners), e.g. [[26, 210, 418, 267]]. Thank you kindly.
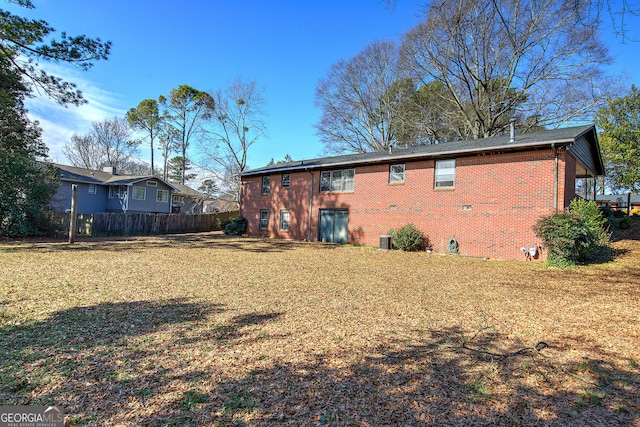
[[8, 0, 640, 173]]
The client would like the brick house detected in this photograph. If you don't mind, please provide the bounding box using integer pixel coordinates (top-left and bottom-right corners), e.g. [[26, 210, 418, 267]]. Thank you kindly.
[[239, 125, 603, 261]]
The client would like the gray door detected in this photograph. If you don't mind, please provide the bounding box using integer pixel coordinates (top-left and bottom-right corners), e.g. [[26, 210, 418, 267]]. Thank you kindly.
[[319, 209, 348, 244]]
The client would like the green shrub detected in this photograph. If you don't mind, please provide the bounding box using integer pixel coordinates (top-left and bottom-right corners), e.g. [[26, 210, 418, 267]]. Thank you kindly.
[[599, 204, 614, 220], [613, 209, 627, 218], [223, 216, 248, 235], [618, 216, 632, 229], [535, 200, 610, 267], [218, 218, 232, 230], [390, 224, 429, 252], [569, 198, 610, 255], [535, 212, 589, 266]]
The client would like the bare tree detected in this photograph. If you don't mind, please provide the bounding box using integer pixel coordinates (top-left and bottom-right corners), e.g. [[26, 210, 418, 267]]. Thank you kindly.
[[63, 133, 98, 169], [383, 0, 639, 39], [200, 77, 267, 206], [388, 79, 462, 146], [120, 159, 152, 176], [400, 0, 615, 139], [315, 40, 409, 154], [63, 116, 139, 172]]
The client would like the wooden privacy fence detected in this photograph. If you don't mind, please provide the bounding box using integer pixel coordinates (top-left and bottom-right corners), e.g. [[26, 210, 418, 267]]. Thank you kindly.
[[44, 211, 238, 237]]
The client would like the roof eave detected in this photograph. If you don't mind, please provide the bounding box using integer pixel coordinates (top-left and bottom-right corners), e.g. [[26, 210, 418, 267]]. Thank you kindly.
[[241, 138, 577, 177]]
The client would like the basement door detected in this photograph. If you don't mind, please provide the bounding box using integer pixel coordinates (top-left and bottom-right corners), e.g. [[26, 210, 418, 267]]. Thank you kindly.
[[319, 209, 349, 244]]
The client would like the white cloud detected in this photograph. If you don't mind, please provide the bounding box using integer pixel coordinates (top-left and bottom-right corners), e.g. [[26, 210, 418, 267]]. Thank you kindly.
[[23, 63, 126, 164]]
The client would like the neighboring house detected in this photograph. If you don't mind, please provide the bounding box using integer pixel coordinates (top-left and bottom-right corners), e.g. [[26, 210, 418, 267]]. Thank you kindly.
[[203, 200, 221, 213], [595, 194, 640, 212], [240, 125, 603, 261], [170, 183, 207, 214], [49, 164, 201, 215]]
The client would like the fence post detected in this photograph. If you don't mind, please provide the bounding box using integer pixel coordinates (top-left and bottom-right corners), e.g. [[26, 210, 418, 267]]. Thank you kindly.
[[69, 184, 78, 244]]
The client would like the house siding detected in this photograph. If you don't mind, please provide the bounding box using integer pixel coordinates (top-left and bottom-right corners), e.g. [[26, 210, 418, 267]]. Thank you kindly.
[[50, 165, 208, 215], [123, 181, 174, 213], [106, 188, 126, 212], [172, 196, 204, 214], [241, 148, 572, 261], [50, 182, 107, 214], [568, 135, 597, 176]]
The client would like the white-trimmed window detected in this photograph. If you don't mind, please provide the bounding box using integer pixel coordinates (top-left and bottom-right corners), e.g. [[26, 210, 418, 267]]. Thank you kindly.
[[88, 184, 97, 194], [389, 164, 405, 184], [157, 189, 169, 203], [172, 195, 184, 204], [132, 186, 146, 200], [259, 210, 269, 229], [435, 159, 456, 188], [262, 176, 271, 194], [109, 186, 126, 199], [280, 210, 290, 231], [282, 173, 290, 188], [147, 180, 157, 187], [320, 168, 355, 193]]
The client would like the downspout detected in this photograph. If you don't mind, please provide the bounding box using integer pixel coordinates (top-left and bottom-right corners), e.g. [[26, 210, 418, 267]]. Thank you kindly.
[[305, 167, 314, 242], [552, 143, 558, 212], [238, 178, 243, 216]]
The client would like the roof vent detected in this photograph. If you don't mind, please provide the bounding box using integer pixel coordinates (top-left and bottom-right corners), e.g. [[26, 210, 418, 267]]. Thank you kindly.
[[103, 166, 117, 175], [509, 117, 516, 143], [388, 144, 393, 154]]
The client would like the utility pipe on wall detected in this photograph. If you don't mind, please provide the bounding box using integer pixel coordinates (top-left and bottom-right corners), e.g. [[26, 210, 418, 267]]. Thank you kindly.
[[305, 168, 314, 241]]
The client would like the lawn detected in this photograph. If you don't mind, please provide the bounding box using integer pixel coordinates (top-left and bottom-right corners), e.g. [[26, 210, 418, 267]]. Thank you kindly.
[[1, 227, 639, 426]]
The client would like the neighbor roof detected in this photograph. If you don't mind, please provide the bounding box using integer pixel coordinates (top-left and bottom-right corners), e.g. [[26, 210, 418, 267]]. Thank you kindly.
[[54, 164, 182, 191], [54, 163, 114, 184], [171, 182, 207, 198], [241, 125, 600, 177], [596, 194, 640, 204]]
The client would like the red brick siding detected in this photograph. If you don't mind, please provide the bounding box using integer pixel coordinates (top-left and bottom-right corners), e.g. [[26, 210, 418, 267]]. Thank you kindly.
[[241, 148, 572, 261]]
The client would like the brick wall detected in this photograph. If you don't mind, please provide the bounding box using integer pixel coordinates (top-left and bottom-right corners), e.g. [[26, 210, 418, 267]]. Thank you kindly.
[[241, 148, 573, 261]]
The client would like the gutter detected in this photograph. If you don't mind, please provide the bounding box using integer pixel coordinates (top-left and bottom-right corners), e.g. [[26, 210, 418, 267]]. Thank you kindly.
[[552, 143, 558, 212]]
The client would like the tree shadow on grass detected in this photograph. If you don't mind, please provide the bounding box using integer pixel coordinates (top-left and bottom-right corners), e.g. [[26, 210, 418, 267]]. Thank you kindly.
[[38, 322, 634, 426], [191, 328, 638, 426], [2, 301, 638, 426], [0, 299, 223, 405], [0, 299, 289, 424], [0, 233, 343, 254]]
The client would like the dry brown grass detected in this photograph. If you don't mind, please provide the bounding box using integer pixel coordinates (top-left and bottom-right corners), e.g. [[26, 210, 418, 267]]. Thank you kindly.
[[1, 228, 639, 426]]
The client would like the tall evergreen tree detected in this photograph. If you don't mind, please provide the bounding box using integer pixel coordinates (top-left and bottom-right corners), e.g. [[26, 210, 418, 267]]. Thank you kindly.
[[159, 85, 214, 184], [0, 0, 111, 235], [167, 156, 196, 184], [127, 99, 163, 175], [0, 54, 57, 236]]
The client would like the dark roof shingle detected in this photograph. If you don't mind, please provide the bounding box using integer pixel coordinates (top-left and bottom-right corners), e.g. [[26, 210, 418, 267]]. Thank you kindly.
[[241, 125, 597, 176]]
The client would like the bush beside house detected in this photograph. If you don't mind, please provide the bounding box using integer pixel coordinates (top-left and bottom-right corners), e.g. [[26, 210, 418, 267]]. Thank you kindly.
[[535, 199, 610, 267], [389, 224, 430, 252]]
